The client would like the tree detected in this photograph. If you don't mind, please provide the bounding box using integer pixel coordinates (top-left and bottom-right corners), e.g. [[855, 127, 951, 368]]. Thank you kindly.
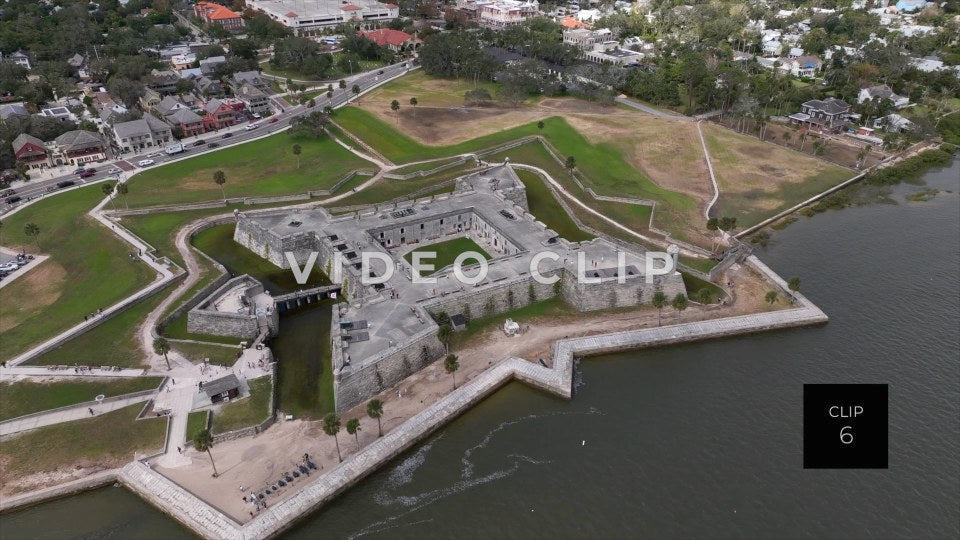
[[339, 79, 347, 92], [672, 293, 688, 322], [537, 120, 544, 134], [194, 429, 219, 477], [652, 291, 667, 326], [409, 96, 418, 119], [437, 323, 453, 352], [788, 277, 801, 292], [351, 84, 360, 99], [153, 337, 172, 370], [444, 353, 460, 389], [696, 287, 713, 304], [101, 182, 117, 210], [390, 99, 400, 124], [346, 418, 361, 451], [322, 413, 342, 462], [765, 291, 779, 304], [213, 170, 227, 200], [24, 222, 41, 250], [116, 182, 129, 209], [564, 155, 576, 173], [367, 399, 384, 437], [292, 144, 302, 169]]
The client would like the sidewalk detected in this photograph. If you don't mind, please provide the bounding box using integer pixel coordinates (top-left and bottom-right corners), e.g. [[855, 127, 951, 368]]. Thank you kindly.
[[0, 393, 153, 437]]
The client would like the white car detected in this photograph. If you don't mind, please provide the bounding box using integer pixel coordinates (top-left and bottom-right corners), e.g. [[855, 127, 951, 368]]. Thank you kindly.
[[108, 167, 123, 174], [245, 123, 260, 131], [137, 159, 155, 167], [0, 262, 19, 272]]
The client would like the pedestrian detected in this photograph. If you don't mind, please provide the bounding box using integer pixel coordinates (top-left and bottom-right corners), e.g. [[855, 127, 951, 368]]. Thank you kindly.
[[88, 408, 94, 415], [177, 446, 182, 454]]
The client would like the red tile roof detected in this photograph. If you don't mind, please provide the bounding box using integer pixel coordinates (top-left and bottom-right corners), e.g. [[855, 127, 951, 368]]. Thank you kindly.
[[341, 4, 363, 10], [195, 1, 242, 20], [357, 28, 414, 47]]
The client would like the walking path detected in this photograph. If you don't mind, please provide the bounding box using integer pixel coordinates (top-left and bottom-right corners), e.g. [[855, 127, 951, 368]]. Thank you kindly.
[[615, 96, 690, 120], [0, 366, 146, 379], [0, 393, 152, 437], [697, 121, 721, 219]]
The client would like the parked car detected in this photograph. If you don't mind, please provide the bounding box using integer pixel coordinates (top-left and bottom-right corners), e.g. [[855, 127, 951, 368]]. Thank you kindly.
[[108, 167, 123, 174], [0, 262, 18, 272], [57, 180, 76, 188], [378, 70, 384, 74], [73, 167, 86, 175], [222, 132, 233, 139], [252, 113, 262, 119], [245, 123, 260, 131], [207, 142, 220, 148], [4, 195, 22, 204], [0, 188, 14, 197], [193, 140, 206, 147], [79, 170, 96, 179], [137, 159, 155, 167], [268, 117, 278, 124]]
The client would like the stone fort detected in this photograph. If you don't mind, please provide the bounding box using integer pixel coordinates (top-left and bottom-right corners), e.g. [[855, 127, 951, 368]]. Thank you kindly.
[[233, 165, 687, 412]]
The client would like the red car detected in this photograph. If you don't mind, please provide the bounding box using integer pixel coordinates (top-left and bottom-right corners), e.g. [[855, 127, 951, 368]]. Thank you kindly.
[[78, 170, 96, 179], [268, 117, 278, 124]]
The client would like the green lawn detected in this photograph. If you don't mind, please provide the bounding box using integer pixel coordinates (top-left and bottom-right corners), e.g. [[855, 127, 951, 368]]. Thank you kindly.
[[327, 163, 468, 208], [210, 376, 272, 434], [0, 378, 163, 421], [186, 411, 209, 443], [27, 286, 169, 368], [0, 185, 155, 361], [268, 302, 335, 418], [514, 169, 593, 242], [173, 341, 242, 365], [403, 237, 491, 273], [124, 132, 374, 208], [679, 254, 719, 274], [0, 403, 167, 479], [681, 272, 725, 303]]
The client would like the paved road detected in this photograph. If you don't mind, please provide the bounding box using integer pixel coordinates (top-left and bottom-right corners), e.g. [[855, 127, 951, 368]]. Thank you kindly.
[[0, 61, 416, 215]]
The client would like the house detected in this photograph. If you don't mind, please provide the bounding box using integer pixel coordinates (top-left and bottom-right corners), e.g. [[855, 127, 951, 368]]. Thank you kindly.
[[584, 41, 644, 65], [763, 40, 783, 56], [912, 56, 944, 72], [11, 133, 51, 170], [559, 15, 591, 29], [787, 47, 804, 58], [789, 98, 852, 131], [67, 53, 86, 71], [474, 0, 539, 29], [194, 1, 245, 32], [53, 130, 106, 165], [233, 71, 269, 89], [171, 53, 197, 70], [357, 29, 421, 52], [202, 99, 237, 130], [112, 115, 174, 153], [139, 88, 163, 111], [0, 103, 30, 121], [155, 95, 190, 117], [858, 85, 909, 109], [894, 0, 927, 12], [235, 84, 270, 115], [788, 55, 823, 77], [39, 106, 77, 122], [3, 50, 31, 70], [874, 113, 914, 133], [166, 108, 205, 138], [199, 55, 227, 76], [562, 28, 613, 50], [146, 69, 181, 94], [202, 374, 242, 404], [193, 75, 223, 97]]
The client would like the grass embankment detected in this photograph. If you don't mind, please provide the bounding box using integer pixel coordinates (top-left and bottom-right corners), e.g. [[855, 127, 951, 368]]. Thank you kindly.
[[515, 169, 594, 242], [268, 302, 336, 418], [403, 237, 491, 272], [0, 378, 163, 421], [328, 162, 467, 208], [186, 411, 209, 443], [0, 403, 167, 481], [0, 185, 154, 361], [702, 124, 852, 228], [681, 272, 725, 303], [210, 376, 272, 434], [362, 70, 499, 109], [123, 132, 374, 208]]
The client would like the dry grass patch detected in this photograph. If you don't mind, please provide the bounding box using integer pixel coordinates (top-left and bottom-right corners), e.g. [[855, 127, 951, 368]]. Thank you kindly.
[[0, 261, 66, 334]]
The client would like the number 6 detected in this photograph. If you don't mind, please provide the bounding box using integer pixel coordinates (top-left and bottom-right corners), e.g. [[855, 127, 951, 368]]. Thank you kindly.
[[840, 426, 854, 445]]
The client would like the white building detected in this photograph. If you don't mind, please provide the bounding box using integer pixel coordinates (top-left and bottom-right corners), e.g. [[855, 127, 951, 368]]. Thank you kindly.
[[112, 115, 174, 153], [858, 84, 910, 109], [246, 0, 398, 31], [475, 0, 539, 28]]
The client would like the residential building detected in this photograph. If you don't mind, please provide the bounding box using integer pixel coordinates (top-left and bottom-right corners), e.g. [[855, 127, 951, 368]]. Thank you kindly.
[[788, 98, 852, 131], [11, 133, 51, 170], [357, 29, 421, 51], [193, 75, 223, 97], [39, 106, 77, 123], [155, 95, 190, 117], [475, 0, 539, 28], [199, 55, 227, 76], [894, 0, 927, 12], [245, 0, 398, 31], [146, 69, 181, 94], [788, 55, 823, 77], [112, 115, 174, 153], [166, 108, 205, 138], [562, 28, 613, 50], [194, 1, 246, 31], [2, 50, 31, 70], [202, 99, 237, 130], [233, 71, 269, 89], [858, 84, 910, 108], [53, 130, 106, 165], [235, 84, 270, 115], [584, 41, 644, 66], [67, 53, 86, 71], [171, 53, 197, 70], [140, 88, 163, 111], [0, 103, 29, 121], [874, 113, 914, 133]]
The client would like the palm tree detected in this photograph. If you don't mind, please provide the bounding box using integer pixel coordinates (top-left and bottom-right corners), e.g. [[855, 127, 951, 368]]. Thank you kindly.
[[788, 276, 801, 292], [153, 337, 172, 370], [765, 291, 778, 304], [652, 291, 667, 326], [444, 353, 460, 389], [390, 99, 400, 124], [292, 144, 302, 169], [101, 182, 117, 210], [194, 429, 219, 477], [367, 399, 384, 437], [799, 131, 808, 152], [346, 418, 361, 451], [213, 170, 226, 200], [781, 130, 792, 147], [409, 96, 418, 120], [116, 182, 129, 209], [23, 222, 41, 250], [672, 293, 688, 322], [322, 413, 342, 462], [437, 324, 453, 353]]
